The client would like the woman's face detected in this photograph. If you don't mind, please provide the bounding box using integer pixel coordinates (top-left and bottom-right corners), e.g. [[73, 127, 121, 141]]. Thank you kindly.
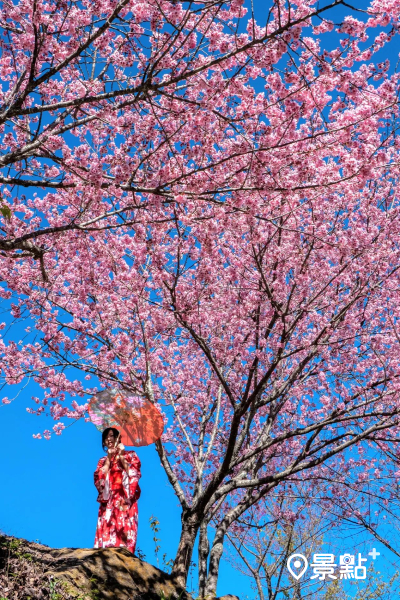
[[105, 430, 117, 448]]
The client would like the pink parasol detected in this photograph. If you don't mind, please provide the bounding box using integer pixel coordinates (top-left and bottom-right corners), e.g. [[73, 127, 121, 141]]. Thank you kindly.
[[88, 389, 164, 447]]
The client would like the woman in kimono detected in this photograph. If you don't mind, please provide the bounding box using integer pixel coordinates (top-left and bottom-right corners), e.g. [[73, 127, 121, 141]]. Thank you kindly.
[[94, 427, 141, 553]]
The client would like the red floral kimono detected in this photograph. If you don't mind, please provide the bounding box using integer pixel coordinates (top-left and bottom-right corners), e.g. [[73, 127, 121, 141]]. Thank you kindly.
[[94, 451, 141, 554]]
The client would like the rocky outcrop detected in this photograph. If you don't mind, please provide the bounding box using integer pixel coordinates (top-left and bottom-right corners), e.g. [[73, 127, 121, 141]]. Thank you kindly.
[[0, 535, 239, 600], [0, 534, 192, 600]]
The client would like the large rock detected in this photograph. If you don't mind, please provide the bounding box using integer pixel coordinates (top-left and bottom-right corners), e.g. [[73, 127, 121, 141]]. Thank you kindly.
[[0, 534, 192, 600]]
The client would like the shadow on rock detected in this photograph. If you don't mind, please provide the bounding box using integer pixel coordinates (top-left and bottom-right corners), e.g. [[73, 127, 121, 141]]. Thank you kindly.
[[0, 534, 192, 600]]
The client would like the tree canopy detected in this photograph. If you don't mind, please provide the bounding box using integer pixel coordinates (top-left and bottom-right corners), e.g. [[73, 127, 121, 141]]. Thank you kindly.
[[1, 0, 400, 592]]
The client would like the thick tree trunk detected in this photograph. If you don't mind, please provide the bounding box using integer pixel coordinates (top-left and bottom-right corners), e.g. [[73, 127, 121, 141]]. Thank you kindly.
[[171, 512, 201, 589], [198, 520, 210, 598], [204, 525, 226, 597]]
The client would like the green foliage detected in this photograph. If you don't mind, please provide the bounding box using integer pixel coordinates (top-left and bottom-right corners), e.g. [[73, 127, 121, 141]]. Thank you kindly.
[[0, 537, 34, 563], [1, 538, 21, 551], [150, 515, 161, 566], [162, 553, 174, 573], [55, 576, 100, 600], [0, 204, 11, 221], [149, 515, 174, 573], [136, 546, 147, 561], [48, 578, 64, 600]]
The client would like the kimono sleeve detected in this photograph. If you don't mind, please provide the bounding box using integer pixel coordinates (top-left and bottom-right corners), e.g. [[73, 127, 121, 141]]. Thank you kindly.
[[122, 451, 141, 503], [94, 457, 109, 504]]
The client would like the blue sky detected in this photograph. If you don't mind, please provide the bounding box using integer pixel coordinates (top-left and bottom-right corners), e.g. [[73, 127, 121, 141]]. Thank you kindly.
[[0, 364, 252, 598]]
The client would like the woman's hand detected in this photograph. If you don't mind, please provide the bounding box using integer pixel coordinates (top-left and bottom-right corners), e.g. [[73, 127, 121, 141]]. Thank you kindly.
[[116, 443, 129, 474], [107, 447, 118, 462], [102, 456, 111, 475]]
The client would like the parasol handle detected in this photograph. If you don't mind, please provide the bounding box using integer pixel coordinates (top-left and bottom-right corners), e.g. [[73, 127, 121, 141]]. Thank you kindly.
[[108, 429, 122, 465], [113, 427, 124, 460], [116, 430, 121, 446]]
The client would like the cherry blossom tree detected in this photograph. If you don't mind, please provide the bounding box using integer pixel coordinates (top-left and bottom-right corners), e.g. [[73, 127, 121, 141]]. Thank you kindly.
[[0, 0, 399, 264], [224, 489, 331, 600], [1, 0, 400, 593], [4, 166, 400, 591], [223, 474, 400, 600]]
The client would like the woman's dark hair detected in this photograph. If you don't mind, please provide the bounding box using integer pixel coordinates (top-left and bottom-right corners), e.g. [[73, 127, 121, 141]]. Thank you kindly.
[[102, 427, 120, 451]]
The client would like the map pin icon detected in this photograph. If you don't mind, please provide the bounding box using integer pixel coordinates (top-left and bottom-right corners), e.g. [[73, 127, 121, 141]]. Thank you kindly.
[[287, 553, 308, 580]]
